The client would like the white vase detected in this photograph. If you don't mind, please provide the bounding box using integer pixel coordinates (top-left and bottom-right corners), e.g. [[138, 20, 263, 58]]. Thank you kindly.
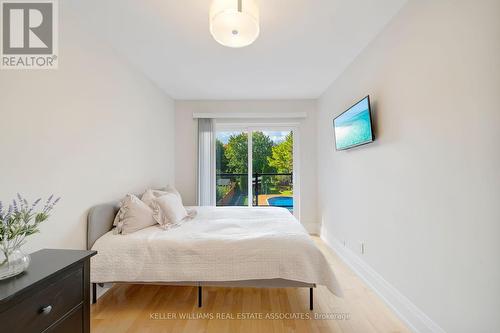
[[0, 248, 31, 280]]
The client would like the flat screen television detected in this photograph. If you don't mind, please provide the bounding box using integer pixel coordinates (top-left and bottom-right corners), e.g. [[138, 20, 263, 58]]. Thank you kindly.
[[333, 96, 374, 150]]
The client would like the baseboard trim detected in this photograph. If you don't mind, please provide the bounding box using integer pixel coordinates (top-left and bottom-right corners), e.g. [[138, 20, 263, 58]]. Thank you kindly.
[[321, 235, 445, 333]]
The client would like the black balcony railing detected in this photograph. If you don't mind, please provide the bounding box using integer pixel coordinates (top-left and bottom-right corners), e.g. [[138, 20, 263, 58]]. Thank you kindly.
[[216, 173, 293, 209]]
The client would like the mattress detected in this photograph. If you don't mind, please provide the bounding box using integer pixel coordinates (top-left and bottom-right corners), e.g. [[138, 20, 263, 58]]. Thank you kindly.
[[90, 206, 342, 296]]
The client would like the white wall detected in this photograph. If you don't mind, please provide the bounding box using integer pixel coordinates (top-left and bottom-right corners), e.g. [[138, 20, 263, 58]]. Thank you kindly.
[[317, 1, 500, 332], [175, 100, 319, 232], [0, 3, 175, 253]]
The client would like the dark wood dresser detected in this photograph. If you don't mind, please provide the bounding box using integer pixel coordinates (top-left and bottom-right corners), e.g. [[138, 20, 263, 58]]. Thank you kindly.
[[0, 249, 97, 333]]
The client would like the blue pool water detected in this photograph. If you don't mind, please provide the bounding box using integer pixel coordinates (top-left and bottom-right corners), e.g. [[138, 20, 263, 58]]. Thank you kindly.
[[267, 196, 293, 209]]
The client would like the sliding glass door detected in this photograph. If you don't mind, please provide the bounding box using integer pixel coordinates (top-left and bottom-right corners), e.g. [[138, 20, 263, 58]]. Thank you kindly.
[[216, 126, 297, 216]]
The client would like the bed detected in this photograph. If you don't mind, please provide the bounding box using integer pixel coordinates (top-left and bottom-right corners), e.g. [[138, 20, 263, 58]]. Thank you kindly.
[[87, 203, 342, 309]]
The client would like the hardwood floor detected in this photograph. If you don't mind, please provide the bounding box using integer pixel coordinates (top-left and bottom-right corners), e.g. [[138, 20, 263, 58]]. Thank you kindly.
[[91, 237, 411, 333]]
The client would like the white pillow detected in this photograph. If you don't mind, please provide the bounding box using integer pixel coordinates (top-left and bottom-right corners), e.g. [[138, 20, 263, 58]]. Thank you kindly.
[[113, 194, 156, 234], [162, 185, 183, 203], [141, 185, 183, 208], [152, 193, 188, 229], [141, 189, 160, 208]]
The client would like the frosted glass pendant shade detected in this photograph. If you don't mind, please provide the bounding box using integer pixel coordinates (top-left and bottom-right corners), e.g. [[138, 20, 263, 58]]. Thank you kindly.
[[210, 0, 260, 48]]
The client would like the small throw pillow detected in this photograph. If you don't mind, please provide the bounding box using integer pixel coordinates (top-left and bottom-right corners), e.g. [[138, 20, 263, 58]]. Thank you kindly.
[[114, 194, 156, 234], [141, 189, 160, 208], [152, 193, 188, 229], [161, 185, 183, 203], [141, 185, 183, 208]]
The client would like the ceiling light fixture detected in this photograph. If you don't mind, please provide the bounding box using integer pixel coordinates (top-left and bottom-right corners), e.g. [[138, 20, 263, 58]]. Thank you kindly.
[[210, 0, 260, 48]]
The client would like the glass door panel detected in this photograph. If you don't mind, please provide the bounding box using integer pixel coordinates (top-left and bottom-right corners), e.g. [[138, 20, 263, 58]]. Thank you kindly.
[[216, 130, 248, 206], [252, 130, 293, 212]]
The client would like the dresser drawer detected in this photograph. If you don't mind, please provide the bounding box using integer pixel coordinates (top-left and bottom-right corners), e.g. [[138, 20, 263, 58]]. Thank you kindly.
[[46, 305, 83, 333], [0, 266, 83, 333]]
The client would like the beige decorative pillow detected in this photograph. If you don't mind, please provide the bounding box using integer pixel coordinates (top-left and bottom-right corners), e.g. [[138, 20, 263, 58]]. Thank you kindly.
[[141, 189, 160, 208], [161, 185, 183, 203], [141, 185, 183, 208], [152, 193, 188, 229], [114, 194, 156, 234]]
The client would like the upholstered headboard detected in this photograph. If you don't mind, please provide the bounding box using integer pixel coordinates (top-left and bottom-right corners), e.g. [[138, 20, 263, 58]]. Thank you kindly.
[[86, 201, 120, 250]]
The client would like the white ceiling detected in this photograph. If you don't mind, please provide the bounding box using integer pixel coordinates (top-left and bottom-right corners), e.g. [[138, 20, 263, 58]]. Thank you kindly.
[[69, 0, 408, 100]]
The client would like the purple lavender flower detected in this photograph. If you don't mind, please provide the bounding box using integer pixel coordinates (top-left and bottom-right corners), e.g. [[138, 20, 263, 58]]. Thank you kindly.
[[1, 195, 59, 243], [5, 204, 13, 221], [12, 199, 19, 214], [27, 198, 41, 214], [42, 195, 53, 212], [15, 193, 25, 211]]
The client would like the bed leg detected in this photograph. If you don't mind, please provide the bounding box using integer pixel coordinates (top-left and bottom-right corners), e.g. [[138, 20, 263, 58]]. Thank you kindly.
[[92, 283, 97, 304], [309, 287, 313, 311], [198, 286, 202, 308]]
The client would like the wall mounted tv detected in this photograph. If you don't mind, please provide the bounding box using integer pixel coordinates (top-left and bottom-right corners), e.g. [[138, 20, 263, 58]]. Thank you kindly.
[[333, 96, 374, 150]]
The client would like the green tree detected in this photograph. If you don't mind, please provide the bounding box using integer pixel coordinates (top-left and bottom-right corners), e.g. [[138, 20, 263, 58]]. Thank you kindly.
[[252, 131, 276, 173], [224, 132, 276, 174], [224, 133, 249, 196], [268, 132, 293, 173], [224, 133, 248, 173], [216, 139, 228, 173]]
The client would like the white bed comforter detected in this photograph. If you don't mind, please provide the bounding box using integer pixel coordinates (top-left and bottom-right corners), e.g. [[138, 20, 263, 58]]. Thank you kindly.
[[91, 206, 342, 296]]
